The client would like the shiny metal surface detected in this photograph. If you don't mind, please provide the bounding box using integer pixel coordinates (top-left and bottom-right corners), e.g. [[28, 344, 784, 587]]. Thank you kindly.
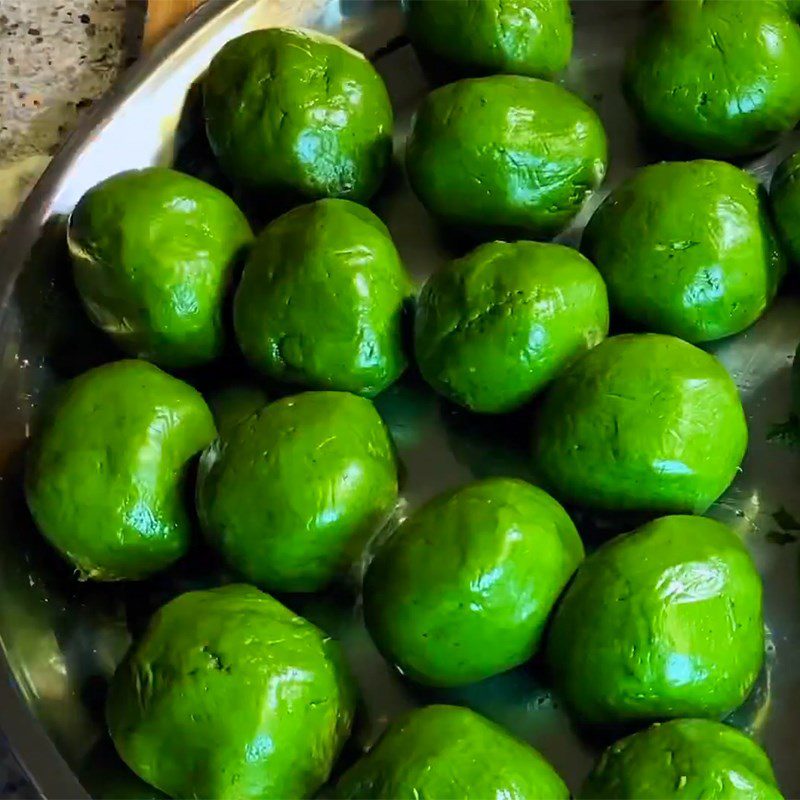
[[1, 0, 799, 797]]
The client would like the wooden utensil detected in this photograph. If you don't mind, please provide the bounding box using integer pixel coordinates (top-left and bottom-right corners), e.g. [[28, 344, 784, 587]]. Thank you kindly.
[[142, 0, 205, 51]]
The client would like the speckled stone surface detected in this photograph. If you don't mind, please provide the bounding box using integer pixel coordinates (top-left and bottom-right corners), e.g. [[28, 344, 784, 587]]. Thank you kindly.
[[0, 0, 131, 228], [0, 0, 128, 161], [1, 4, 129, 793]]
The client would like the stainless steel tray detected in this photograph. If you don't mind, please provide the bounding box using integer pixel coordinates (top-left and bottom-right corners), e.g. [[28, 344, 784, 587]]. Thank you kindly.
[[2, 0, 800, 797]]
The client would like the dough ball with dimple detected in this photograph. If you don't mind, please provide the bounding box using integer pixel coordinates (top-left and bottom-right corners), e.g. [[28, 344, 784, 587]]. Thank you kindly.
[[581, 719, 783, 799], [415, 240, 609, 413], [334, 705, 569, 799], [203, 28, 393, 202], [532, 334, 747, 514], [25, 359, 216, 581], [406, 0, 573, 79], [547, 515, 764, 725], [196, 391, 398, 592], [406, 75, 607, 239], [233, 199, 413, 397], [582, 160, 785, 343], [68, 168, 252, 368], [623, 0, 800, 157], [107, 584, 356, 800]]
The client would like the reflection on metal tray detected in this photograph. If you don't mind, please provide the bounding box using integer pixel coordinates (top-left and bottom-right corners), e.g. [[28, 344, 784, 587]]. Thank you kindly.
[[1, 0, 799, 797]]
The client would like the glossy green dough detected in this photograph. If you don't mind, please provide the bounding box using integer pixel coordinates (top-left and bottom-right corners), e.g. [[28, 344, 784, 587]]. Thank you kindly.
[[334, 704, 569, 799], [68, 168, 252, 368], [406, 75, 607, 238], [196, 391, 398, 592], [107, 585, 356, 800], [624, 0, 800, 157], [406, 0, 573, 78], [203, 28, 393, 201], [581, 719, 783, 799], [364, 478, 583, 686], [234, 199, 412, 396], [25, 360, 216, 581], [770, 151, 800, 265], [547, 516, 764, 724], [583, 160, 785, 343], [533, 334, 747, 513], [415, 241, 609, 413]]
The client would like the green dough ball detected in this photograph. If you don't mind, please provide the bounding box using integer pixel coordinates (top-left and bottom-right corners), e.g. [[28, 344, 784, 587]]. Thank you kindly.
[[234, 199, 412, 396], [547, 515, 764, 725], [364, 477, 584, 687], [205, 383, 269, 437], [203, 28, 393, 202], [196, 391, 398, 592], [406, 0, 573, 78], [68, 168, 252, 368], [581, 719, 783, 799], [406, 75, 607, 239], [415, 240, 609, 413], [533, 334, 747, 513], [334, 704, 569, 799], [107, 584, 356, 800], [25, 360, 216, 581], [623, 0, 800, 157], [583, 160, 785, 343], [770, 150, 800, 266]]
